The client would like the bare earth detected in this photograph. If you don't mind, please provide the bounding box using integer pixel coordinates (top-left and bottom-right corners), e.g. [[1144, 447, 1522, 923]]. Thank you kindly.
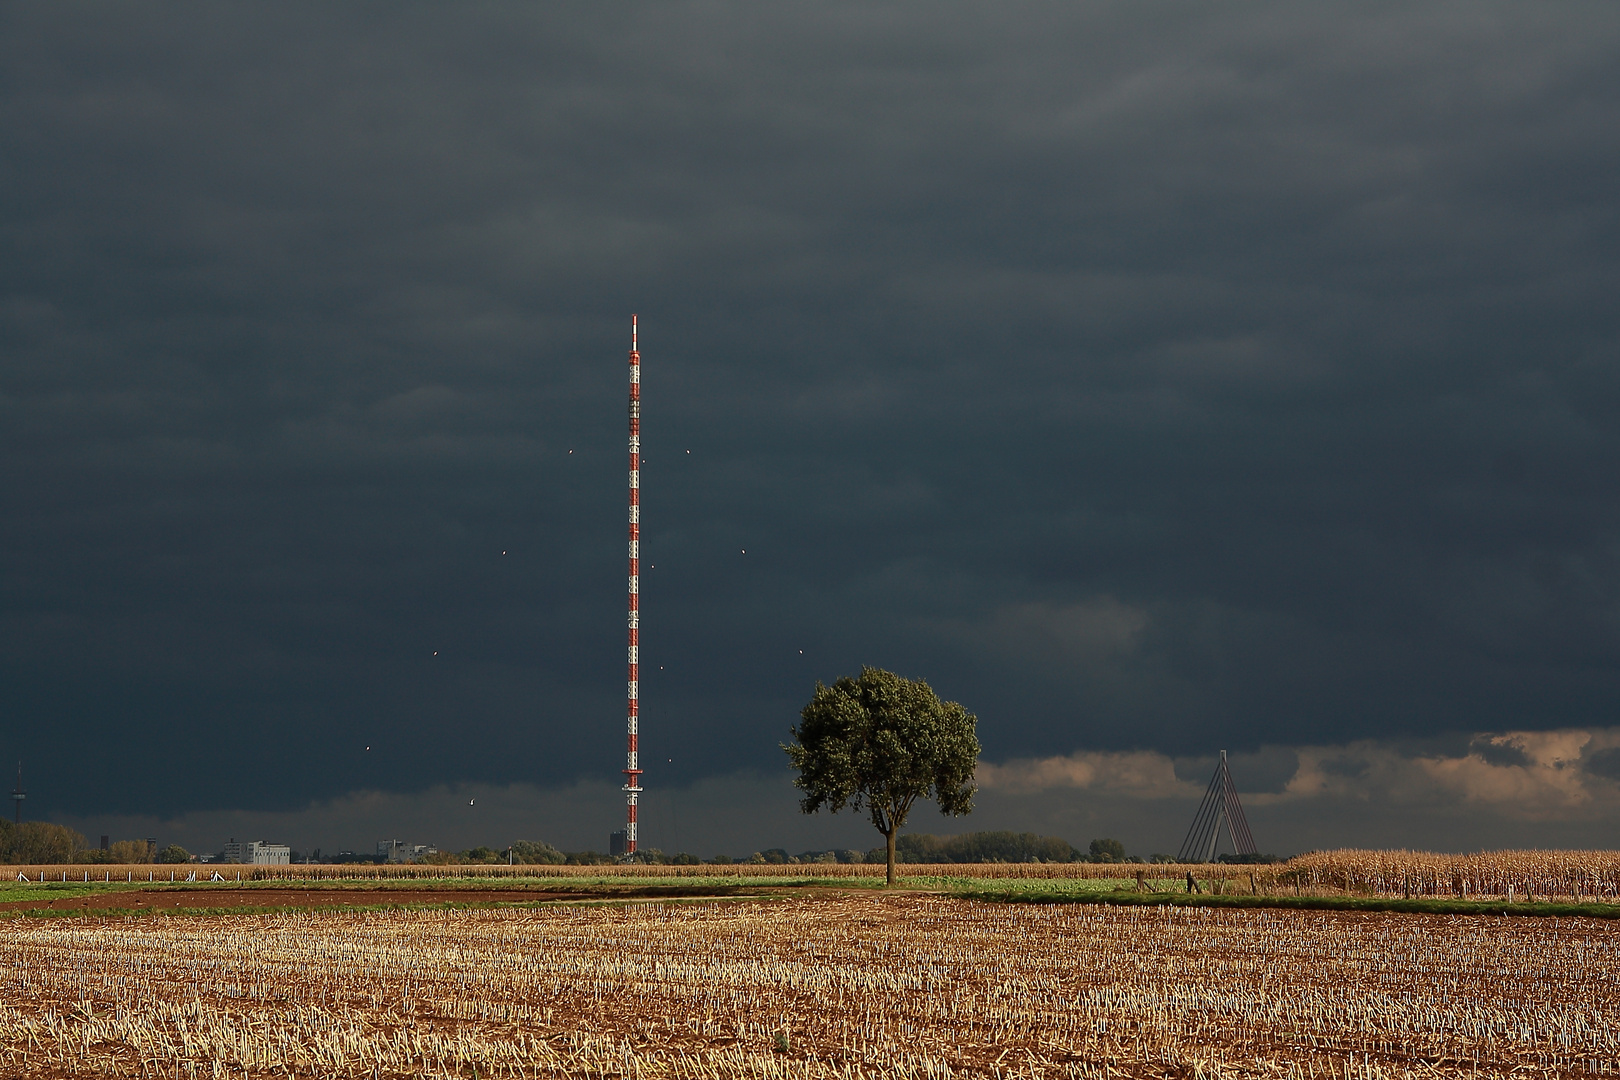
[[0, 891, 1615, 1078], [0, 887, 603, 912]]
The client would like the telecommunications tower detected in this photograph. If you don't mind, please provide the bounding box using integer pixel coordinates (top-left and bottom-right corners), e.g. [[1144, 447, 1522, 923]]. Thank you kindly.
[[1175, 750, 1258, 862], [622, 316, 643, 854]]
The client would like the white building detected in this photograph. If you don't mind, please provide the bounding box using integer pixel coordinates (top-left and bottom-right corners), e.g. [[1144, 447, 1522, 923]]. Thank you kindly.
[[221, 839, 290, 865], [377, 840, 438, 863], [249, 842, 290, 865]]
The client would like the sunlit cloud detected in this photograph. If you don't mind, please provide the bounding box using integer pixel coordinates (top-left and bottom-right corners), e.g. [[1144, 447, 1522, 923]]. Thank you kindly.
[[982, 727, 1620, 823], [978, 750, 1195, 799]]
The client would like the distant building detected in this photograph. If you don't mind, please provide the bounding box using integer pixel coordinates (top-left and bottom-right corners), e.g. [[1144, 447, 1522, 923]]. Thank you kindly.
[[377, 840, 438, 863], [221, 839, 290, 865], [609, 829, 629, 857], [249, 842, 290, 865]]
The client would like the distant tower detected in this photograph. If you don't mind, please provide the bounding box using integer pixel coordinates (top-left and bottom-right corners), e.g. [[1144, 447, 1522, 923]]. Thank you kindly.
[[622, 316, 643, 855], [10, 762, 23, 825], [1176, 750, 1258, 862]]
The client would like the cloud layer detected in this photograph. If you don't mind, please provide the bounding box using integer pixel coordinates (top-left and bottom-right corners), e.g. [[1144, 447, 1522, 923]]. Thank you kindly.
[[58, 727, 1620, 859], [4, 3, 1620, 852], [978, 726, 1620, 854]]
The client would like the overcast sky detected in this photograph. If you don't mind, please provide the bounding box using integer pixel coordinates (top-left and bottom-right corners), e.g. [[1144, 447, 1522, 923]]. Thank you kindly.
[[5, 2, 1620, 857]]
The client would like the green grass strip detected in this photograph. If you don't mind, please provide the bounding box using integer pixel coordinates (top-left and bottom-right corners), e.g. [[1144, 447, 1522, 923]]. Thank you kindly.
[[0, 882, 148, 903], [109, 875, 874, 893]]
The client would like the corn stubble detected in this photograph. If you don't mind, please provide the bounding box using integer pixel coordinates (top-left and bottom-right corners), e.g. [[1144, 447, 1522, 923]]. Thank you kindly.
[[1, 896, 1616, 1079]]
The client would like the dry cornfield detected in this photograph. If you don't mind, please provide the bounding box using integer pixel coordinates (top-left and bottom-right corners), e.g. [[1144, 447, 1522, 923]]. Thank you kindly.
[[1275, 850, 1620, 901], [2, 894, 1618, 1079]]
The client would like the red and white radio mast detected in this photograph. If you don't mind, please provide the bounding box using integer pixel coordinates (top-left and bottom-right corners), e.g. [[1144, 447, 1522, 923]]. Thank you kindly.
[[623, 315, 643, 854]]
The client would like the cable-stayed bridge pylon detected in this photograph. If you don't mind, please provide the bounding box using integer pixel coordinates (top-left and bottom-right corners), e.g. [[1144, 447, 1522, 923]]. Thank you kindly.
[[1176, 750, 1258, 863]]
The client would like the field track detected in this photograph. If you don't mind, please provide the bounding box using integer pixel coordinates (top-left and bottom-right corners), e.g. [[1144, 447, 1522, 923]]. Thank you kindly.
[[1, 892, 1617, 1079], [0, 886, 646, 913]]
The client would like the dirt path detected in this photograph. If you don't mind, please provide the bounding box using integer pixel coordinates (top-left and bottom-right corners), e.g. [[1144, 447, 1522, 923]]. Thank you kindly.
[[0, 886, 676, 913]]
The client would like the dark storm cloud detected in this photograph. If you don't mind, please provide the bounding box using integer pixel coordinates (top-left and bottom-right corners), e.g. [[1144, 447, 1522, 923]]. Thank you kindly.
[[4, 2, 1620, 850]]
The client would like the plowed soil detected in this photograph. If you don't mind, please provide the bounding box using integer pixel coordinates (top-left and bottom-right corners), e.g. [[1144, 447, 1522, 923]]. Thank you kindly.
[[0, 886, 652, 912]]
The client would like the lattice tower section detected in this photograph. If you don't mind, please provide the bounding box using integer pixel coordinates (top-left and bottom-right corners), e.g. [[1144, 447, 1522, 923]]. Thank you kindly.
[[623, 315, 643, 853]]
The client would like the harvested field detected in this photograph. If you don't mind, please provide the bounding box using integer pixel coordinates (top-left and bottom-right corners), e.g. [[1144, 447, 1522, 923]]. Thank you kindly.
[[1, 894, 1617, 1078]]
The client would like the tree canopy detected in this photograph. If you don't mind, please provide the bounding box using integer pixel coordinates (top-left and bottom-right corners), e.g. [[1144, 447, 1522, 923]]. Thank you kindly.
[[890, 830, 1081, 864], [784, 667, 979, 885], [0, 821, 85, 864], [1089, 837, 1126, 862], [510, 840, 566, 865]]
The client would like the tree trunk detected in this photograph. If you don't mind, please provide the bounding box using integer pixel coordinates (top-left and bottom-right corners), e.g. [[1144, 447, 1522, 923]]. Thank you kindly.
[[886, 828, 897, 886]]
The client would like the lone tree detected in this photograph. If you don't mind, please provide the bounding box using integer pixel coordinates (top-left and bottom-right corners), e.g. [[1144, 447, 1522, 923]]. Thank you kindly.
[[784, 667, 980, 885], [1088, 837, 1125, 863]]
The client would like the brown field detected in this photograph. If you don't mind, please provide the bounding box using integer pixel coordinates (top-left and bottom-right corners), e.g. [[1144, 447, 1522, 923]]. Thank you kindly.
[[0, 887, 618, 914], [2, 892, 1618, 1079]]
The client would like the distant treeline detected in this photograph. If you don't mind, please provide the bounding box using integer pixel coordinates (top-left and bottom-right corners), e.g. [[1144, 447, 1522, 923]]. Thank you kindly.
[[414, 832, 1141, 867], [419, 833, 1127, 867], [2, 823, 1262, 867], [892, 831, 1126, 864], [0, 822, 191, 865], [473, 832, 1145, 866], [0, 821, 83, 864]]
